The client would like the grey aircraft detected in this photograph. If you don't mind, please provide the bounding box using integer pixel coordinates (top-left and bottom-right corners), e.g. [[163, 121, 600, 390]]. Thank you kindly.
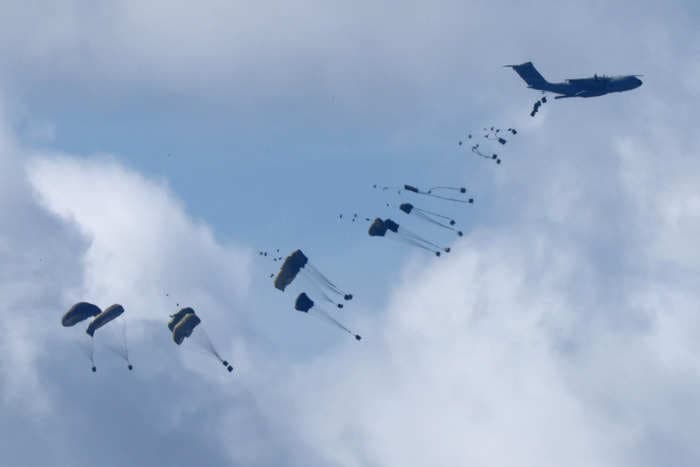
[[505, 61, 642, 99]]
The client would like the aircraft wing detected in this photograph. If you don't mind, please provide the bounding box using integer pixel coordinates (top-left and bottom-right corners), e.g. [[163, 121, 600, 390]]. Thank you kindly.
[[567, 76, 610, 84]]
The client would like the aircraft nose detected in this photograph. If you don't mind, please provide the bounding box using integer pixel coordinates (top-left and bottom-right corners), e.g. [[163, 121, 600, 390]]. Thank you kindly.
[[633, 77, 643, 87]]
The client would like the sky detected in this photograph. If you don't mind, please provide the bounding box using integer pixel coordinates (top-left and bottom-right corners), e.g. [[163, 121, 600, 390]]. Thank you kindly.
[[1, 0, 700, 466]]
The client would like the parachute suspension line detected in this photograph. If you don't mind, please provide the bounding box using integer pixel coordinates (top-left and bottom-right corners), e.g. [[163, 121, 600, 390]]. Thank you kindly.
[[373, 184, 403, 194], [101, 319, 131, 368], [196, 328, 234, 372], [389, 233, 440, 255], [414, 211, 457, 232], [300, 269, 343, 308], [428, 186, 462, 192], [303, 264, 352, 301], [305, 264, 342, 295], [413, 207, 454, 222], [197, 327, 222, 362], [398, 228, 449, 252], [89, 337, 96, 373], [122, 320, 133, 371], [311, 307, 362, 341], [470, 145, 501, 164], [423, 192, 472, 204]]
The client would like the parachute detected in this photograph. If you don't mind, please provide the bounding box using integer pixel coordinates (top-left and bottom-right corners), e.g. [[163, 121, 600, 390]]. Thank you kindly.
[[62, 301, 102, 372], [373, 184, 474, 204], [481, 127, 516, 144], [168, 307, 233, 373], [459, 126, 517, 163], [62, 302, 101, 327], [369, 218, 451, 256], [469, 143, 501, 164], [274, 249, 353, 308], [172, 312, 200, 345], [273, 250, 308, 291], [86, 304, 132, 371], [294, 293, 361, 341], [168, 307, 195, 333], [86, 304, 124, 337], [399, 203, 463, 236]]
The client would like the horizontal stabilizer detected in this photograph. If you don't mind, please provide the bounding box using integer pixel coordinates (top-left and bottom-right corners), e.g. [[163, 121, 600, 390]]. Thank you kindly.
[[505, 61, 550, 90]]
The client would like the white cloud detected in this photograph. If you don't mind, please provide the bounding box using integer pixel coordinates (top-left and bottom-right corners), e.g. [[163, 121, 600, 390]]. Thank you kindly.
[[0, 0, 693, 107], [28, 154, 251, 325], [0, 112, 266, 465]]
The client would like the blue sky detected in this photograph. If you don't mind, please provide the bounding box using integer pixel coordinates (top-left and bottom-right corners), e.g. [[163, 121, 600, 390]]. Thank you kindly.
[[1, 1, 700, 466]]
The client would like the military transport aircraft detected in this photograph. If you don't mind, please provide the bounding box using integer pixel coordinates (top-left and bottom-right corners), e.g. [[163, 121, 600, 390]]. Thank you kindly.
[[505, 61, 642, 99]]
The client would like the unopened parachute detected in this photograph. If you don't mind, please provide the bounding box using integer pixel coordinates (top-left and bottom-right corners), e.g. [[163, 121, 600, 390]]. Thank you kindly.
[[369, 218, 451, 256], [373, 184, 474, 204], [294, 292, 361, 341], [530, 96, 547, 117], [399, 203, 463, 236], [468, 143, 501, 164], [274, 249, 353, 308], [168, 307, 233, 373], [458, 126, 518, 164]]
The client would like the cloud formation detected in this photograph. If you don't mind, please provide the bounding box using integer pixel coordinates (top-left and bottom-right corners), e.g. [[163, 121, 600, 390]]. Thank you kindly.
[[0, 111, 271, 465]]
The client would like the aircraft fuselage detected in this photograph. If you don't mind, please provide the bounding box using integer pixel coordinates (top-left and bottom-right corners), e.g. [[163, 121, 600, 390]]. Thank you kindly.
[[506, 62, 642, 99]]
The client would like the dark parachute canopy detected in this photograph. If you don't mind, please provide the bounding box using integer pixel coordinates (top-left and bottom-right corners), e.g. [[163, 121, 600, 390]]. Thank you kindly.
[[86, 304, 124, 337], [274, 249, 353, 308], [273, 250, 308, 291], [62, 302, 101, 327], [399, 203, 463, 236], [168, 307, 233, 373], [294, 292, 361, 341], [171, 309, 200, 345], [168, 307, 196, 333], [368, 218, 388, 236], [368, 218, 451, 256]]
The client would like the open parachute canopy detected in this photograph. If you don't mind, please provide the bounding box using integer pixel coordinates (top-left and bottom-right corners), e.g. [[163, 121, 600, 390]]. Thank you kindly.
[[172, 311, 201, 345], [368, 218, 450, 256], [294, 292, 361, 341], [63, 302, 131, 372], [62, 302, 101, 327], [86, 304, 125, 337], [168, 307, 233, 373], [274, 249, 308, 292], [273, 249, 353, 308], [168, 307, 195, 333]]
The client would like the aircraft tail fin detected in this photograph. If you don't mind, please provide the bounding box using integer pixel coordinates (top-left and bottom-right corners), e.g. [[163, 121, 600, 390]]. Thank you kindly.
[[505, 62, 551, 90]]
